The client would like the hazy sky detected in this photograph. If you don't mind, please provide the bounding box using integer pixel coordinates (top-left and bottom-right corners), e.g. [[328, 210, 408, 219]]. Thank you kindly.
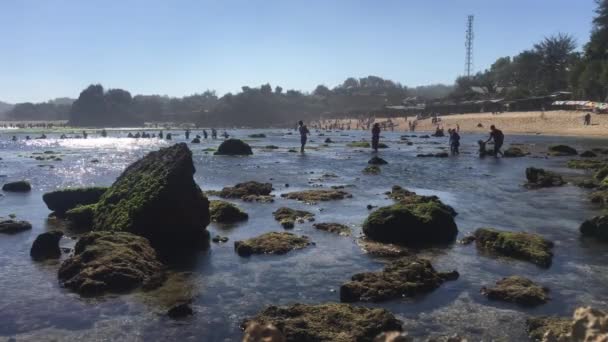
[[0, 0, 596, 103]]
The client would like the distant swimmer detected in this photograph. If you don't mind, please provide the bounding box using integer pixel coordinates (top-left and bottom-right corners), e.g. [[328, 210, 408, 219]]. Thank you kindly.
[[298, 120, 310, 153], [485, 125, 504, 158], [371, 123, 380, 152]]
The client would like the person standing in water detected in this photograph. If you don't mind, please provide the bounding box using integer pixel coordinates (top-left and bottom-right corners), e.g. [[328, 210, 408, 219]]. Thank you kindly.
[[185, 129, 191, 140], [371, 123, 381, 152], [485, 125, 504, 158], [211, 128, 217, 139], [449, 128, 460, 155], [203, 129, 208, 139], [298, 120, 310, 153]]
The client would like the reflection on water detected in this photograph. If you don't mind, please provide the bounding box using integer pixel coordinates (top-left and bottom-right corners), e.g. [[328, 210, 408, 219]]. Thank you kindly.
[[0, 128, 607, 340]]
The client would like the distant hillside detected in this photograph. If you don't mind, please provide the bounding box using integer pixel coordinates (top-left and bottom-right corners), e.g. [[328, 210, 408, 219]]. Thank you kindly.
[[49, 97, 75, 106], [0, 101, 14, 119]]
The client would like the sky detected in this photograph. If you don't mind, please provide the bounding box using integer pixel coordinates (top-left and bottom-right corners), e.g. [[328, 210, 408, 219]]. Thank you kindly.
[[0, 0, 597, 103]]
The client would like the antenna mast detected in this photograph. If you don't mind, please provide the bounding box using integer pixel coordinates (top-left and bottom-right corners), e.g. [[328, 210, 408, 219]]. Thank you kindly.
[[465, 15, 474, 78]]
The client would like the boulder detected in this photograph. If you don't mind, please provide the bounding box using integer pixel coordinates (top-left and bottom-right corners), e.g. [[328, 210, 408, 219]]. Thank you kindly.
[[30, 230, 63, 261], [92, 143, 210, 249], [473, 228, 553, 268], [58, 231, 165, 295], [0, 219, 32, 234], [580, 215, 608, 241], [357, 239, 410, 258], [363, 165, 381, 175], [525, 167, 565, 188], [313, 222, 351, 236], [243, 303, 402, 342], [209, 181, 273, 202], [272, 207, 314, 228], [65, 204, 96, 230], [340, 257, 458, 302], [526, 316, 571, 341], [481, 276, 549, 306], [2, 180, 31, 192], [234, 232, 311, 256], [368, 156, 388, 165], [42, 187, 107, 215], [548, 145, 578, 156], [214, 139, 253, 155], [209, 200, 248, 223], [280, 189, 352, 204], [386, 186, 457, 217], [191, 138, 201, 144], [503, 147, 527, 157], [580, 150, 597, 158]]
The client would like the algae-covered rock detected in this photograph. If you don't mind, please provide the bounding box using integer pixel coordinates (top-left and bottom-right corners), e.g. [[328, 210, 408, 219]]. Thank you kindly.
[[281, 189, 352, 204], [273, 207, 314, 228], [30, 230, 63, 260], [580, 215, 608, 241], [386, 186, 457, 217], [368, 156, 388, 165], [313, 222, 351, 236], [566, 159, 606, 170], [43, 187, 107, 215], [580, 150, 597, 158], [92, 143, 210, 249], [526, 316, 571, 341], [363, 165, 381, 175], [503, 146, 527, 157], [209, 200, 248, 223], [234, 232, 311, 256], [473, 228, 553, 268], [357, 239, 410, 258], [65, 204, 96, 230], [0, 219, 32, 234], [58, 231, 165, 295], [243, 303, 402, 342], [548, 145, 578, 156], [214, 139, 253, 155], [2, 180, 31, 192], [525, 167, 565, 188], [348, 141, 371, 148], [595, 166, 608, 181], [340, 257, 458, 302], [210, 181, 273, 201], [481, 276, 549, 306], [591, 189, 608, 206]]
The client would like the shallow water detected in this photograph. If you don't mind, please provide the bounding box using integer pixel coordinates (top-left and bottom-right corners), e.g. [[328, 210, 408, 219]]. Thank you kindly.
[[0, 128, 607, 341]]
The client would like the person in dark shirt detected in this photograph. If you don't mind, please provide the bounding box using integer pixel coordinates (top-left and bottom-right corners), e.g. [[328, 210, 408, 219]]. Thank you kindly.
[[298, 120, 310, 153], [449, 129, 460, 155], [371, 123, 381, 152], [485, 125, 504, 157]]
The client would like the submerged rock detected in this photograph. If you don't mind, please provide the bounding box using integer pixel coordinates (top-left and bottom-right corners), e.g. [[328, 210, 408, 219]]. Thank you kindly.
[[92, 143, 210, 249], [525, 167, 565, 188], [65, 204, 96, 230], [473, 228, 554, 268], [0, 219, 32, 234], [243, 303, 402, 342], [209, 181, 273, 202], [340, 257, 458, 302], [280, 189, 352, 204], [209, 200, 248, 223], [234, 232, 311, 256], [357, 239, 410, 258], [386, 186, 457, 217], [368, 156, 388, 165], [167, 303, 194, 319], [2, 180, 31, 192], [30, 230, 63, 261], [548, 145, 578, 156], [526, 316, 571, 341], [42, 187, 107, 215], [580, 150, 597, 158], [566, 159, 606, 170], [590, 189, 608, 206], [503, 146, 527, 157], [595, 166, 608, 181], [58, 231, 165, 295], [481, 276, 549, 306], [214, 139, 253, 155], [272, 207, 314, 228], [313, 222, 351, 236], [363, 165, 381, 175], [580, 215, 608, 241], [191, 138, 201, 144]]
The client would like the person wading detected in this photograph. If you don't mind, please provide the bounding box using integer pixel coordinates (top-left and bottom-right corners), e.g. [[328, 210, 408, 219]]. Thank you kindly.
[[485, 125, 504, 158], [298, 120, 310, 153], [371, 123, 381, 152]]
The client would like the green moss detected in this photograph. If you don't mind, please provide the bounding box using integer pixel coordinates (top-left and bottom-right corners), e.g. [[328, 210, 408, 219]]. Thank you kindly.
[[526, 316, 571, 341], [481, 276, 549, 306], [234, 232, 311, 256], [595, 167, 608, 182], [280, 189, 352, 204], [347, 141, 371, 148], [567, 159, 607, 170], [386, 186, 457, 216], [65, 204, 97, 230], [474, 228, 553, 268], [42, 187, 108, 214], [209, 200, 248, 223]]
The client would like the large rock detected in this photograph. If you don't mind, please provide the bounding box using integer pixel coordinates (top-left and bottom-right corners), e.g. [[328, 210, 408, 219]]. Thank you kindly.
[[548, 145, 578, 156], [243, 303, 402, 342], [30, 231, 63, 261], [526, 316, 571, 341], [42, 187, 107, 215], [503, 146, 527, 157], [234, 232, 311, 256], [208, 181, 273, 202], [280, 189, 352, 204], [481, 276, 549, 306], [525, 167, 565, 188], [214, 139, 253, 155], [2, 180, 31, 192], [386, 186, 457, 217], [580, 215, 608, 241], [0, 219, 32, 234], [58, 231, 165, 295], [209, 200, 248, 223], [473, 228, 554, 268], [272, 207, 315, 228], [340, 257, 458, 302], [92, 143, 210, 249]]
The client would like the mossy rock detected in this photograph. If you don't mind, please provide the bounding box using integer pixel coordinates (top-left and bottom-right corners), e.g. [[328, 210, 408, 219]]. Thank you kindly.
[[65, 204, 97, 230], [340, 256, 458, 302], [92, 143, 210, 249], [2, 180, 31, 192], [209, 200, 248, 223], [595, 167, 608, 181], [481, 276, 549, 306], [30, 230, 63, 261], [362, 165, 381, 175], [368, 156, 388, 165], [214, 139, 253, 155], [313, 222, 350, 236], [281, 189, 352, 204], [243, 303, 402, 342], [526, 316, 571, 341], [386, 186, 457, 217], [42, 187, 107, 215], [211, 181, 273, 201], [473, 228, 554, 268], [525, 167, 565, 188], [548, 145, 578, 156], [567, 159, 607, 170], [248, 133, 266, 138], [503, 147, 527, 157], [356, 238, 410, 258], [580, 216, 608, 241], [0, 219, 32, 234], [580, 150, 598, 158], [58, 231, 166, 295], [347, 141, 371, 148], [590, 189, 608, 206], [234, 232, 311, 256], [273, 207, 314, 228]]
